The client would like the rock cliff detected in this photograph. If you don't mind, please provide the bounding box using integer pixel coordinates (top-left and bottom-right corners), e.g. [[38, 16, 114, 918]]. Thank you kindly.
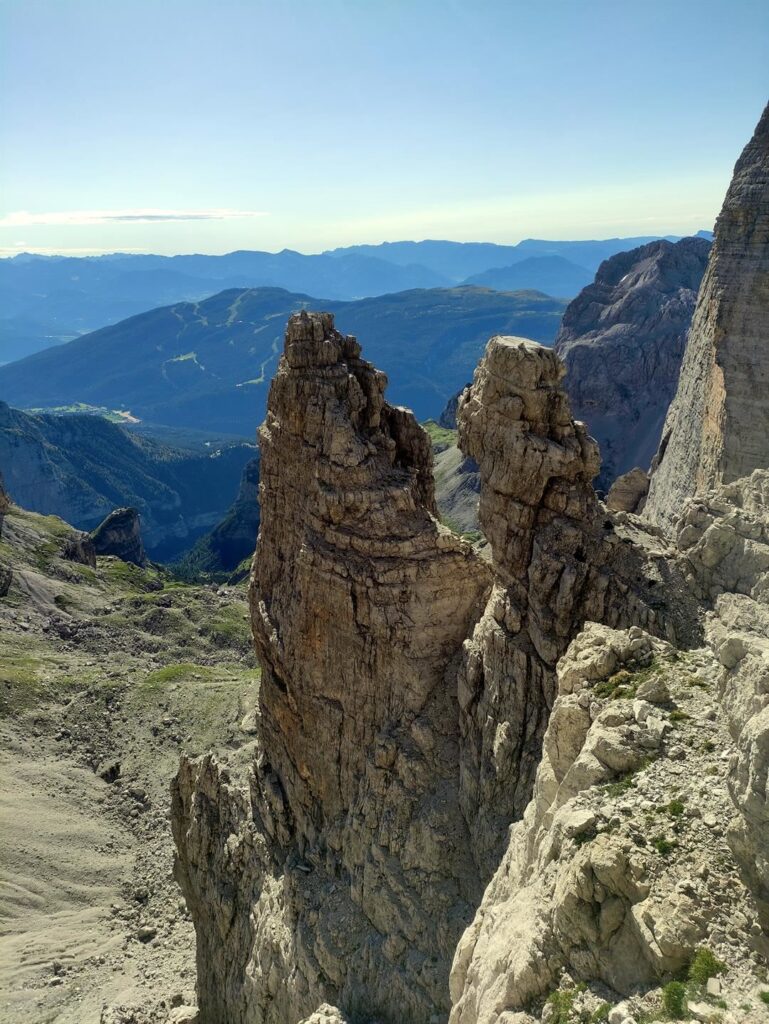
[[645, 102, 769, 531], [176, 457, 261, 577], [173, 311, 491, 1024], [0, 401, 255, 561], [554, 237, 710, 491]]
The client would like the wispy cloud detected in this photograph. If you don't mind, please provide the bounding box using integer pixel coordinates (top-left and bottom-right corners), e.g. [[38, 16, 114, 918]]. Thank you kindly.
[[0, 208, 267, 227], [0, 245, 151, 256]]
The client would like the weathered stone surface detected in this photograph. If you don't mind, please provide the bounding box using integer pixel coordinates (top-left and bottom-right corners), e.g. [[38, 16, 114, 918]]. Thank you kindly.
[[673, 469, 769, 929], [172, 288, 762, 1024], [645, 103, 769, 531], [449, 623, 766, 1024], [62, 530, 97, 567], [455, 337, 691, 876], [89, 507, 147, 566], [434, 445, 481, 535], [606, 467, 649, 513], [438, 386, 470, 430], [0, 471, 12, 593], [174, 311, 490, 1023], [555, 237, 709, 490]]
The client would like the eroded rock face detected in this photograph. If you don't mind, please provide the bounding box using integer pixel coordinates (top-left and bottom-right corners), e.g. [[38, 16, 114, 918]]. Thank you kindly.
[[555, 237, 710, 491], [645, 103, 769, 531], [174, 311, 491, 1024], [449, 623, 767, 1024], [62, 531, 97, 567], [674, 470, 769, 929], [455, 337, 689, 876], [90, 507, 147, 566], [173, 321, 701, 1024]]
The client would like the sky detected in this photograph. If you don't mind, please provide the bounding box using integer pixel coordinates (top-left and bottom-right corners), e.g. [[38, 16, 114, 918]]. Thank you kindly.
[[1, 0, 767, 256]]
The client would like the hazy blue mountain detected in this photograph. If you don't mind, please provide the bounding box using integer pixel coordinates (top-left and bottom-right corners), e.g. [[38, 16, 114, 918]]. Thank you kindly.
[[0, 286, 566, 434], [0, 250, 450, 361], [0, 401, 255, 560], [463, 255, 594, 297], [0, 236, 707, 362], [324, 235, 688, 280]]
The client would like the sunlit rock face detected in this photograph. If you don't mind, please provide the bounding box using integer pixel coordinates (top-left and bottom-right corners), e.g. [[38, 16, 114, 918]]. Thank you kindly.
[[645, 102, 769, 532]]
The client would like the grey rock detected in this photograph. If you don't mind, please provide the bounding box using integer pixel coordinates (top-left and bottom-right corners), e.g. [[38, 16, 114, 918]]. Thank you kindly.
[[555, 237, 709, 491], [645, 102, 769, 530]]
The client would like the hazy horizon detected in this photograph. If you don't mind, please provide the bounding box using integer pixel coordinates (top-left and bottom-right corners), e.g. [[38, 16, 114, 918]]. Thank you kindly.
[[1, 0, 767, 257]]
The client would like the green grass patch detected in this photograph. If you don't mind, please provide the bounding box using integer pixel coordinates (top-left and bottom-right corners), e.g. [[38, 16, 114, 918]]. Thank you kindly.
[[589, 1005, 611, 1023], [141, 663, 217, 690], [544, 988, 577, 1024], [688, 946, 726, 987], [422, 419, 458, 448], [99, 557, 165, 593], [594, 668, 637, 700], [652, 835, 677, 857], [662, 980, 687, 1019]]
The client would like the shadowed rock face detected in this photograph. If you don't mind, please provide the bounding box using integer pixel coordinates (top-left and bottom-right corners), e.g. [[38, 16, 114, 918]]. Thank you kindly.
[[89, 507, 147, 566], [645, 102, 769, 532], [554, 237, 710, 491]]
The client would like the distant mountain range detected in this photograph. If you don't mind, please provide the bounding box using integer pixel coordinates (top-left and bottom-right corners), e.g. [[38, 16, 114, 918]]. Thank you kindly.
[[0, 401, 254, 560], [0, 234, 712, 361], [463, 255, 594, 297], [0, 286, 567, 433]]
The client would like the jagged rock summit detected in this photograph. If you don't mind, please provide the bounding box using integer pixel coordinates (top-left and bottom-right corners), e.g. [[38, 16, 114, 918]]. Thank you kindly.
[[645, 102, 769, 531], [554, 236, 710, 491]]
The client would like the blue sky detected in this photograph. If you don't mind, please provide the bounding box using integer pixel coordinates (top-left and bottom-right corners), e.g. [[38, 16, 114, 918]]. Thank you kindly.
[[1, 0, 767, 255]]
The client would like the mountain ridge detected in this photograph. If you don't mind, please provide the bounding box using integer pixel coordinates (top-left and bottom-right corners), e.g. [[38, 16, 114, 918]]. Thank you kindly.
[[0, 285, 567, 432]]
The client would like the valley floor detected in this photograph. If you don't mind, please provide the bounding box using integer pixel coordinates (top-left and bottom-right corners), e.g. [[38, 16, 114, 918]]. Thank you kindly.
[[0, 505, 260, 1023]]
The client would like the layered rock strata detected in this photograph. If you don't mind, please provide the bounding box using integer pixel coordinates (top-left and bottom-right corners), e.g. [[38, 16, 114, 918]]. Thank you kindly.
[[173, 318, 696, 1024], [174, 312, 490, 1024], [554, 236, 709, 491], [455, 337, 692, 877], [645, 103, 769, 530]]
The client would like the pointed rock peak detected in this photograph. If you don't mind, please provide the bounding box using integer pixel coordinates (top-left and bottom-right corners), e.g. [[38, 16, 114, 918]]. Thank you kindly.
[[283, 310, 361, 367]]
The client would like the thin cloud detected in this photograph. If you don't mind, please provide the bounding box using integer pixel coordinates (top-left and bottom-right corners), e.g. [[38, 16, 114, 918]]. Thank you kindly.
[[0, 208, 268, 227]]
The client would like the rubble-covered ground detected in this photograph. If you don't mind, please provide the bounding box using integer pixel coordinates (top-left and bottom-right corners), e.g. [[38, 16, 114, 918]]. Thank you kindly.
[[0, 504, 260, 1024]]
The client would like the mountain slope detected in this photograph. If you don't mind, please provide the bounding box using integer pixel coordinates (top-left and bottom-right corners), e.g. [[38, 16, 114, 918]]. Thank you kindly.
[[0, 286, 566, 431], [0, 402, 254, 559], [0, 250, 449, 361], [463, 255, 593, 297], [1, 237, 706, 362], [554, 236, 710, 489]]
